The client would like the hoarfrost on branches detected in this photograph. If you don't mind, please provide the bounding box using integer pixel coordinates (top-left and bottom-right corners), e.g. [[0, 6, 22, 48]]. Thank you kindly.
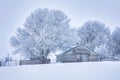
[[78, 21, 110, 50], [10, 8, 75, 59]]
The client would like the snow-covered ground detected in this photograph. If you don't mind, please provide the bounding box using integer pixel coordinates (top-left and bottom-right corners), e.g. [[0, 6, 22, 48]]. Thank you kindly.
[[0, 62, 120, 80]]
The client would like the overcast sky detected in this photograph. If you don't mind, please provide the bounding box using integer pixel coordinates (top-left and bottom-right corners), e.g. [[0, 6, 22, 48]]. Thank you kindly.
[[0, 0, 120, 58]]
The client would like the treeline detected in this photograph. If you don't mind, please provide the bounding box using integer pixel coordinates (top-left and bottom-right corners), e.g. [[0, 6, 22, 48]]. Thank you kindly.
[[10, 8, 120, 60]]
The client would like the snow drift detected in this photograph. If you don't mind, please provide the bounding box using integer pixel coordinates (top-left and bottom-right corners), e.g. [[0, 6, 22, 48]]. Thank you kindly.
[[0, 62, 120, 80]]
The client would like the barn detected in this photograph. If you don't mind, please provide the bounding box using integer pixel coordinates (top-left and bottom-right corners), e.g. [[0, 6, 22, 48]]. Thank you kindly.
[[56, 46, 100, 63]]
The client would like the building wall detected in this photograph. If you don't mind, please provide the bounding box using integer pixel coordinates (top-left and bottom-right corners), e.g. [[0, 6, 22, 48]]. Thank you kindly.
[[57, 52, 90, 63], [89, 55, 100, 61], [56, 47, 100, 63]]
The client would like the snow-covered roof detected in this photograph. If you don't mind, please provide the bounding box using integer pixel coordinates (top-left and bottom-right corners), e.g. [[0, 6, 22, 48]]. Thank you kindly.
[[58, 45, 99, 56]]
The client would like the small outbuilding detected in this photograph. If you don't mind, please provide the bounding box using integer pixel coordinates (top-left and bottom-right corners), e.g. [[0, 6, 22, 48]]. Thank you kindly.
[[56, 46, 100, 63]]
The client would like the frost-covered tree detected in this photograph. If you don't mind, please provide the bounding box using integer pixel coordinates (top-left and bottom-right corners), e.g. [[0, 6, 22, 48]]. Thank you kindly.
[[78, 21, 110, 50], [94, 44, 110, 60], [10, 8, 74, 60], [61, 28, 80, 51], [110, 27, 120, 57]]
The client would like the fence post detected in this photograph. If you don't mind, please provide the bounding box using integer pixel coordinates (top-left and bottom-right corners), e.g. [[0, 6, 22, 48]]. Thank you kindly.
[[0, 61, 1, 67], [19, 60, 21, 66]]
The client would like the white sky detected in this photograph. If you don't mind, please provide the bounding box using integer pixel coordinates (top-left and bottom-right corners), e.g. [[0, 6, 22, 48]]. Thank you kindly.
[[0, 0, 120, 58]]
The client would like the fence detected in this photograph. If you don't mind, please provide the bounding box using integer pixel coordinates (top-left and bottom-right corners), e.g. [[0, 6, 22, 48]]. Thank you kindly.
[[0, 60, 19, 66], [19, 59, 50, 65]]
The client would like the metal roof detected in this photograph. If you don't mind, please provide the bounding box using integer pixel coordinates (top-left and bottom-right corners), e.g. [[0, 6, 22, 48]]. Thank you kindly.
[[57, 45, 99, 56]]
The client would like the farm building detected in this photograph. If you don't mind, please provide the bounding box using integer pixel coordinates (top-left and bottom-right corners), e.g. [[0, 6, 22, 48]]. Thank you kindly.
[[56, 45, 100, 63]]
